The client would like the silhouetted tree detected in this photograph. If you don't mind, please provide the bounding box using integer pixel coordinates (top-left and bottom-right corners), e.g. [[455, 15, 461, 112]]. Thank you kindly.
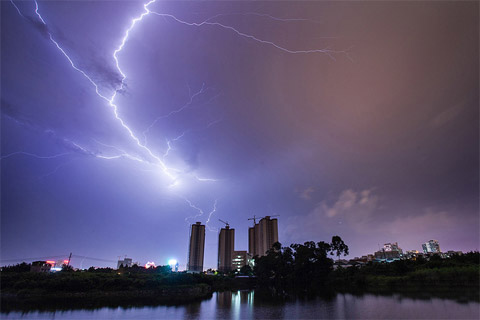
[[239, 265, 253, 276], [1, 262, 31, 273], [254, 239, 338, 293], [330, 235, 349, 261], [254, 242, 294, 293], [61, 264, 74, 272]]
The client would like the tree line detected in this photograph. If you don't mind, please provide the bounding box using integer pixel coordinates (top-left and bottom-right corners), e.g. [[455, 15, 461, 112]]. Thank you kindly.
[[252, 236, 348, 294]]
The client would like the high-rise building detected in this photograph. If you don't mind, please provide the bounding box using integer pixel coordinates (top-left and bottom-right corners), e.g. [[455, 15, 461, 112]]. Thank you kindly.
[[188, 222, 205, 272], [218, 225, 235, 272], [248, 226, 257, 256], [232, 250, 253, 272], [248, 216, 278, 257], [422, 239, 441, 253]]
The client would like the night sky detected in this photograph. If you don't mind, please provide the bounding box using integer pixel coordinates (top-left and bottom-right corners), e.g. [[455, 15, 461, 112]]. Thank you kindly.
[[1, 1, 478, 270]]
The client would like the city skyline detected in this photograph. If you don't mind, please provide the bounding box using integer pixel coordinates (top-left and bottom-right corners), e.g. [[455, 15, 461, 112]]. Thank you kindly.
[[1, 0, 478, 271]]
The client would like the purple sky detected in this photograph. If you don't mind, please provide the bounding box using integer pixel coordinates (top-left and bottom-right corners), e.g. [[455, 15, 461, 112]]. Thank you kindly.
[[1, 1, 478, 270]]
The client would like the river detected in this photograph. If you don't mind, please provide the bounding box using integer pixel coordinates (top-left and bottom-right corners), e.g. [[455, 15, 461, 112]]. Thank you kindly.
[[2, 290, 479, 319]]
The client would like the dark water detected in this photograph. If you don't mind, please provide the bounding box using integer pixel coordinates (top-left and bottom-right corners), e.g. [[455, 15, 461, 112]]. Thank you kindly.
[[2, 291, 479, 319]]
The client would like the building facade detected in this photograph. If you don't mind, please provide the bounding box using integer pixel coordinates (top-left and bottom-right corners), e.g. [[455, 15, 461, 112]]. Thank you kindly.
[[248, 227, 256, 256], [117, 258, 133, 269], [30, 261, 51, 273], [248, 216, 278, 257], [373, 242, 403, 261], [422, 239, 441, 253], [383, 242, 403, 254], [188, 222, 206, 272], [218, 225, 235, 272], [232, 250, 253, 272]]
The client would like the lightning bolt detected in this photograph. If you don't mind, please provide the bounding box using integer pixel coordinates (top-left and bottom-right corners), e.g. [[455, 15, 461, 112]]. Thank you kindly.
[[205, 199, 218, 232], [194, 176, 219, 182], [204, 12, 316, 23], [183, 197, 218, 232], [206, 118, 223, 129], [142, 83, 207, 146], [38, 159, 73, 180], [91, 140, 146, 163], [10, 0, 23, 17], [0, 151, 71, 160], [149, 11, 345, 59], [8, 0, 348, 231], [183, 197, 206, 222], [162, 131, 188, 162], [30, 0, 176, 181]]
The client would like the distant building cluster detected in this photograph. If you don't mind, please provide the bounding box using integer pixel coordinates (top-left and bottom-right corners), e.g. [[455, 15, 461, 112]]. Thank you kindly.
[[335, 239, 463, 269], [30, 259, 70, 273], [187, 216, 278, 273], [24, 231, 467, 273]]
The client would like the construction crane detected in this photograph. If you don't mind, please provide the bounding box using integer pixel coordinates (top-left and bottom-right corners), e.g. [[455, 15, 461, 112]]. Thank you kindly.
[[247, 215, 280, 225], [218, 219, 230, 228], [247, 215, 258, 225]]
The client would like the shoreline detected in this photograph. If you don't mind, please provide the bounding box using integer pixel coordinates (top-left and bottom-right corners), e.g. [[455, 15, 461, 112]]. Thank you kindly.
[[2, 283, 478, 312]]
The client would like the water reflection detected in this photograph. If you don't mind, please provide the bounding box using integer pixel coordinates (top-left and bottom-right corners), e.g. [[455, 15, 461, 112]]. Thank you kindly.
[[184, 300, 201, 317], [217, 290, 232, 308], [2, 291, 479, 319]]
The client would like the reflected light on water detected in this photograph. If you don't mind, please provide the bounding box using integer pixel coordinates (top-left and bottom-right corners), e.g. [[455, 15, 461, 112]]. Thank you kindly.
[[2, 291, 479, 319]]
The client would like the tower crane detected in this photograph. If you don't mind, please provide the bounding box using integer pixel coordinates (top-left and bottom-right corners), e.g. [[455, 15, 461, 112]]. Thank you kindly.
[[247, 215, 280, 225], [218, 219, 230, 228]]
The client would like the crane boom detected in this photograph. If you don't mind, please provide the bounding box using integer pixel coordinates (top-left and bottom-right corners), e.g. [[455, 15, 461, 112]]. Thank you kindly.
[[218, 219, 230, 227], [247, 214, 280, 225]]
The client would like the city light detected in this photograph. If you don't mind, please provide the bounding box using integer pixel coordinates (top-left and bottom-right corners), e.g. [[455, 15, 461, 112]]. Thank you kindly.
[[168, 259, 177, 267]]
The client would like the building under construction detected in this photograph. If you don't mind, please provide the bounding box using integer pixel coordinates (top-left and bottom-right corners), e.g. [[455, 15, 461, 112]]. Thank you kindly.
[[187, 222, 205, 273], [248, 216, 279, 257], [217, 221, 235, 272]]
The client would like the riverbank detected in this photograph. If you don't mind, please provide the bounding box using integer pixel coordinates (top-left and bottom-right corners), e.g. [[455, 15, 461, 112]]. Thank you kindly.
[[0, 271, 256, 311], [327, 265, 479, 300], [2, 252, 478, 311], [1, 285, 212, 311], [2, 275, 478, 312], [3, 290, 479, 320]]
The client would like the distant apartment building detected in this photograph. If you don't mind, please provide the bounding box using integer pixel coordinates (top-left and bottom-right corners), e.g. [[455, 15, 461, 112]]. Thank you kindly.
[[30, 261, 51, 273], [117, 258, 133, 269], [383, 242, 403, 254], [188, 222, 206, 272], [218, 225, 235, 272], [374, 242, 403, 260], [374, 250, 401, 260], [232, 250, 253, 272], [248, 216, 278, 257], [422, 240, 441, 253]]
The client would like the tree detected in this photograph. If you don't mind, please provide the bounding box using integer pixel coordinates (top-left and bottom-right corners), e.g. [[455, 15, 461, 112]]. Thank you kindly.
[[239, 265, 253, 276], [254, 237, 347, 294], [330, 236, 349, 261], [254, 242, 294, 292], [61, 264, 74, 272], [1, 262, 31, 273]]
